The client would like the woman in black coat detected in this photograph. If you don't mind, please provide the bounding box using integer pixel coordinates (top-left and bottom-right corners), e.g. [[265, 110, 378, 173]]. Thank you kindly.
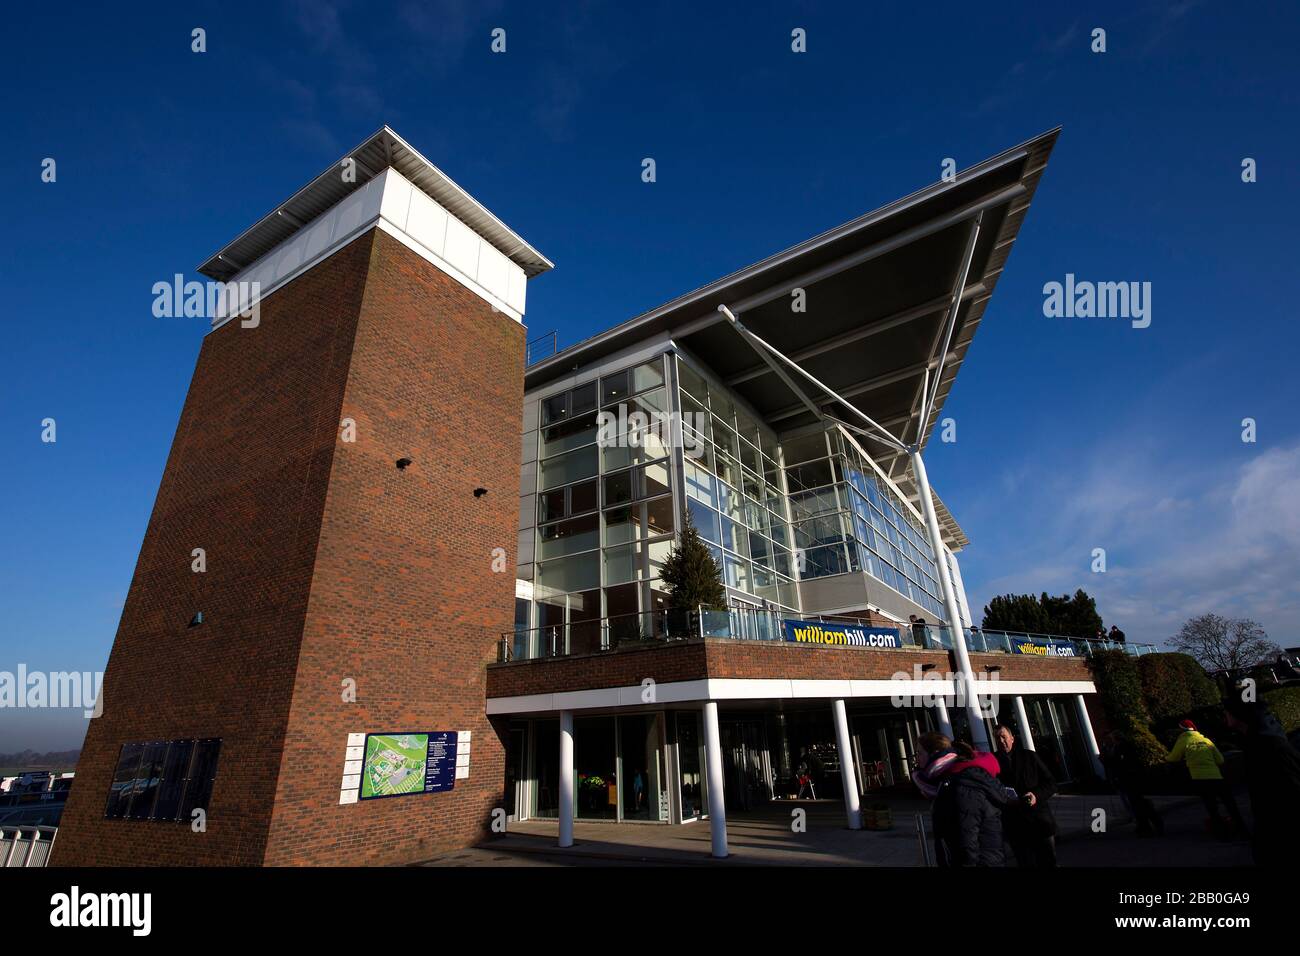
[[925, 736, 1010, 866]]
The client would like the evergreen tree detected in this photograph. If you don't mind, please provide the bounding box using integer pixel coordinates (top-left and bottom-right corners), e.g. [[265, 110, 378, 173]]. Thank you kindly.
[[660, 513, 727, 611], [982, 589, 1104, 637]]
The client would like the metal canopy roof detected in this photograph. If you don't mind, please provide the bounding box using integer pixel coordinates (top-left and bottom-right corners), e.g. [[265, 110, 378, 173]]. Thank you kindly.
[[197, 125, 553, 282], [527, 129, 1059, 546]]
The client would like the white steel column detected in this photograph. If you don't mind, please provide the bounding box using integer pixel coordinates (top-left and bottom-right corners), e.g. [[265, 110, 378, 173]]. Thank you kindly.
[[1074, 694, 1106, 778], [832, 699, 862, 829], [702, 701, 728, 858], [1012, 696, 1037, 751], [911, 449, 989, 750], [933, 696, 954, 738], [558, 710, 575, 847]]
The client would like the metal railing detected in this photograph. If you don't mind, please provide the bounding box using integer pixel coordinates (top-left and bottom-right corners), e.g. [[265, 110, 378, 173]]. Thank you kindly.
[[499, 606, 1156, 662], [525, 331, 558, 367]]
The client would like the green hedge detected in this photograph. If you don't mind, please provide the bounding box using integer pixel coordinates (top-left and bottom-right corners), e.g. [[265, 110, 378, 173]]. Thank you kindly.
[[1089, 650, 1226, 765], [1138, 652, 1223, 743], [1264, 687, 1300, 733]]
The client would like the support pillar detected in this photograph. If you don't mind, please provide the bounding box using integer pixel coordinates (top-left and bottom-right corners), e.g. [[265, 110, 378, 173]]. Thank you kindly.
[[1012, 696, 1036, 751], [910, 448, 988, 750], [832, 699, 862, 829], [558, 710, 574, 848], [1074, 694, 1105, 779], [933, 696, 954, 739], [702, 701, 728, 858]]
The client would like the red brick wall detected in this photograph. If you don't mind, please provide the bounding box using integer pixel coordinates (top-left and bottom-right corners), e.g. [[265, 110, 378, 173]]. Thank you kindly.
[[262, 229, 524, 866], [704, 641, 951, 681], [54, 228, 526, 866], [487, 643, 709, 698], [53, 235, 376, 866], [968, 652, 1094, 683], [485, 642, 1092, 700]]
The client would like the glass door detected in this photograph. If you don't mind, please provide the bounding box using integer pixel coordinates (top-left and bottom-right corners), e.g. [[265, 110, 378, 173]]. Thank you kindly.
[[505, 726, 526, 821], [676, 711, 704, 820]]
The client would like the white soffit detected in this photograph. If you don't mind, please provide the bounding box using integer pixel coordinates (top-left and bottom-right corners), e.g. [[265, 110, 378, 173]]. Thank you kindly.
[[209, 167, 530, 331]]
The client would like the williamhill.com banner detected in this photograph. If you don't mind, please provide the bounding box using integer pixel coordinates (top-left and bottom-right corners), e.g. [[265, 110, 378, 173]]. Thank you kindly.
[[782, 620, 904, 648], [1011, 638, 1078, 657]]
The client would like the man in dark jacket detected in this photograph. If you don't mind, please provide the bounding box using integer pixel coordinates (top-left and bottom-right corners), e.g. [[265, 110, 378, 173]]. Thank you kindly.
[[994, 723, 1059, 867], [1224, 699, 1300, 865]]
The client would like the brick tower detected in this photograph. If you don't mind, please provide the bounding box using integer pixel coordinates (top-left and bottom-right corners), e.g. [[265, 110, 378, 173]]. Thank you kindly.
[[52, 128, 551, 865]]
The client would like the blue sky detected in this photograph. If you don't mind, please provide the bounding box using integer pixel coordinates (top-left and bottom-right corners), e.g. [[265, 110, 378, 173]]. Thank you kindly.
[[3, 1, 1298, 751]]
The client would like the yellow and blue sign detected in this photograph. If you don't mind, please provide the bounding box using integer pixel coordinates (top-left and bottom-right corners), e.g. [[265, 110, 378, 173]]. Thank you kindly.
[[783, 620, 904, 648], [1011, 638, 1077, 658]]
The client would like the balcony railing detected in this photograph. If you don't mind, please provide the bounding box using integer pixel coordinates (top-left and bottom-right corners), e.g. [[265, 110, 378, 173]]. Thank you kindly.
[[525, 331, 558, 367], [499, 606, 1157, 662]]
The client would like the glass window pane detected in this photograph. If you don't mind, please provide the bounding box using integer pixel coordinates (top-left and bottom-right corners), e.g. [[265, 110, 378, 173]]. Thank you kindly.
[[630, 358, 665, 395], [688, 499, 721, 545], [643, 496, 676, 538], [684, 461, 716, 507], [536, 551, 601, 592], [720, 516, 750, 558], [540, 411, 599, 457], [538, 514, 601, 559], [641, 460, 671, 500], [541, 393, 566, 426], [104, 742, 144, 820], [603, 470, 634, 508], [718, 483, 742, 522], [152, 739, 194, 822], [604, 543, 638, 586], [571, 381, 597, 415], [725, 556, 751, 591], [600, 370, 630, 406], [179, 739, 221, 821], [539, 445, 598, 490], [570, 479, 598, 515], [128, 741, 167, 820], [677, 361, 709, 407], [605, 496, 675, 545], [538, 488, 565, 523]]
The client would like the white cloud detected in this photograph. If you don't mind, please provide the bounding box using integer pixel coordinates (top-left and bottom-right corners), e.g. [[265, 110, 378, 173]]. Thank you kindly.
[[964, 441, 1300, 649]]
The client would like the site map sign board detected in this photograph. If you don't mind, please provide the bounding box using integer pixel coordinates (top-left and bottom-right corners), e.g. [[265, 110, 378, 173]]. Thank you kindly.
[[782, 619, 905, 648], [360, 731, 458, 800]]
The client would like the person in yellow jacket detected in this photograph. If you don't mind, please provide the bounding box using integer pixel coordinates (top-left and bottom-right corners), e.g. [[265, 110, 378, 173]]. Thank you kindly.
[[1166, 719, 1248, 837]]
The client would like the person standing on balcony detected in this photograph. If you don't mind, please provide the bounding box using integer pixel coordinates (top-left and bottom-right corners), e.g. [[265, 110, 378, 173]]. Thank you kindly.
[[909, 614, 928, 646], [994, 723, 1059, 867], [1166, 719, 1248, 838], [1108, 624, 1127, 644]]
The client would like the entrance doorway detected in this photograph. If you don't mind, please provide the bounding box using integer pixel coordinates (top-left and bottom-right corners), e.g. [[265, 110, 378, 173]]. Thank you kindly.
[[721, 719, 772, 812]]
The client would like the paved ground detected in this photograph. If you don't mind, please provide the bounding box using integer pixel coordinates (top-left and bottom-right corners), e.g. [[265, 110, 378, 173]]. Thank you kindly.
[[416, 789, 1254, 867]]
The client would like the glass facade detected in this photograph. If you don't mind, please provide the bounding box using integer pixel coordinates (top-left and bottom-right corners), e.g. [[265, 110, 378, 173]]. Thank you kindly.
[[784, 429, 946, 620], [676, 359, 799, 612], [517, 347, 952, 638], [523, 356, 676, 651]]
